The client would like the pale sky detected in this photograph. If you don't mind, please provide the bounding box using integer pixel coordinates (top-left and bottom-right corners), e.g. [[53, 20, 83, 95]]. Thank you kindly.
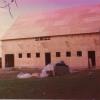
[[0, 0, 100, 37]]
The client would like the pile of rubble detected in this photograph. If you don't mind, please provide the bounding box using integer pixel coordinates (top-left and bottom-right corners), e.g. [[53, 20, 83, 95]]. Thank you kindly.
[[40, 61, 70, 78], [17, 61, 71, 79]]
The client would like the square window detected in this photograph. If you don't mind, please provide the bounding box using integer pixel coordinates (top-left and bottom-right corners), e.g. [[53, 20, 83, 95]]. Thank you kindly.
[[44, 37, 48, 40], [56, 52, 61, 57], [35, 37, 39, 41], [66, 52, 71, 57], [45, 37, 50, 40], [27, 53, 31, 58], [36, 53, 40, 58], [77, 51, 82, 57], [40, 37, 43, 40], [19, 53, 22, 58]]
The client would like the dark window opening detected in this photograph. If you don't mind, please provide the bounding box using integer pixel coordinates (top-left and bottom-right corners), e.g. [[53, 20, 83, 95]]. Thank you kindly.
[[66, 52, 71, 57], [56, 52, 61, 57], [44, 37, 50, 40], [36, 53, 40, 58], [35, 37, 50, 41], [77, 51, 82, 57], [35, 37, 39, 41], [27, 53, 31, 58], [18, 53, 22, 58], [40, 37, 43, 40]]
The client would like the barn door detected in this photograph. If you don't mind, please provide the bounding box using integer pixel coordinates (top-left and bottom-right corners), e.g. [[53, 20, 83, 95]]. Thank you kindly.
[[5, 54, 14, 68], [0, 58, 2, 68], [88, 51, 96, 68], [45, 52, 51, 65]]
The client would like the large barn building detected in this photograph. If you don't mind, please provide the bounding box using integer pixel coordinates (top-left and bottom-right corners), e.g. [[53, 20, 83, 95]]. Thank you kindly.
[[1, 5, 100, 69]]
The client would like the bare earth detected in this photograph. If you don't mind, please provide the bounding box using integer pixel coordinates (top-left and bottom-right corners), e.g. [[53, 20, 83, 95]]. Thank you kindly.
[[0, 68, 41, 80]]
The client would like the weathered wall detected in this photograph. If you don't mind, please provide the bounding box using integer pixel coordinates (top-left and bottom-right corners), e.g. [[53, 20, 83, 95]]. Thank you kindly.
[[1, 33, 100, 69]]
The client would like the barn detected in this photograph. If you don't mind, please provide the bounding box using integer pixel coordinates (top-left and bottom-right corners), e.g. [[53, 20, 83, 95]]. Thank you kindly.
[[1, 6, 100, 69]]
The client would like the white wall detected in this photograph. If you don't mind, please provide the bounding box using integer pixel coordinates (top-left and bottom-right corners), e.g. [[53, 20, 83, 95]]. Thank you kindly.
[[1, 33, 100, 69]]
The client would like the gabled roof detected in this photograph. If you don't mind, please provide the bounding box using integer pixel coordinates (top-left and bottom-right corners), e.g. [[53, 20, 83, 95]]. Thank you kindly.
[[2, 4, 100, 40]]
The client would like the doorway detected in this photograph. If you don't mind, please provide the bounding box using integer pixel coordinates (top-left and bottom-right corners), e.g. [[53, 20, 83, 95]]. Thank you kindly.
[[5, 54, 14, 68], [0, 58, 2, 68], [88, 51, 96, 68], [45, 52, 51, 65]]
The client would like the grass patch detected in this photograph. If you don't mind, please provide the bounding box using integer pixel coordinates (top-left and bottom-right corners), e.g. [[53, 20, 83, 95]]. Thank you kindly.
[[0, 70, 100, 99]]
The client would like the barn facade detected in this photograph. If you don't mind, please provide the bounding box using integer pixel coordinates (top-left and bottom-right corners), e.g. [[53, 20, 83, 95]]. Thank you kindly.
[[1, 32, 100, 69], [1, 6, 100, 69]]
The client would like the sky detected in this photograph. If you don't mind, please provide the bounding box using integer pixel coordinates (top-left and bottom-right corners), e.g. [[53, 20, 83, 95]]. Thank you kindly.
[[0, 0, 100, 37], [20, 0, 100, 12]]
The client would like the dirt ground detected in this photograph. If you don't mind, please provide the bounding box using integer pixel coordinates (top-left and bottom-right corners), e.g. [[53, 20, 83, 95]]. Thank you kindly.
[[0, 67, 97, 80], [0, 68, 41, 80]]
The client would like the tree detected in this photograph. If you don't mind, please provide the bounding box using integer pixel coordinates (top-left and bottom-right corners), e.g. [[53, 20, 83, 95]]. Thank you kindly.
[[0, 0, 18, 18]]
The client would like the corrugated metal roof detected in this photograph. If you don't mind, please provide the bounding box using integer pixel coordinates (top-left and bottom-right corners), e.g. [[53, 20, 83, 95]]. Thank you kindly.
[[2, 4, 100, 40]]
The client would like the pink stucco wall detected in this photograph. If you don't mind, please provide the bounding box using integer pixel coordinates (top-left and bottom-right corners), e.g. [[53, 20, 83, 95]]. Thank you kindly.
[[1, 33, 100, 69]]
